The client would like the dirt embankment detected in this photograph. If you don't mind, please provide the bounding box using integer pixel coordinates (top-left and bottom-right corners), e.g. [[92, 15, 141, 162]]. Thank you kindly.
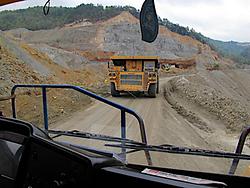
[[165, 75, 250, 133], [13, 89, 92, 127], [0, 38, 44, 95], [0, 41, 91, 127], [163, 77, 212, 133], [0, 33, 108, 127]]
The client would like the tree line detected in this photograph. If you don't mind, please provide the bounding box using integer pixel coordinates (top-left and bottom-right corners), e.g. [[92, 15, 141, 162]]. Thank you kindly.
[[0, 4, 139, 30]]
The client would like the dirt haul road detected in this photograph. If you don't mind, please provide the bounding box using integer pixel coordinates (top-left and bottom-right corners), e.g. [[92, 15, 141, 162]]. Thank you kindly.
[[52, 77, 243, 175]]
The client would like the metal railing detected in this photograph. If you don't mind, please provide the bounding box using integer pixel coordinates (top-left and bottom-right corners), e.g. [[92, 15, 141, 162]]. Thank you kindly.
[[229, 126, 250, 175], [11, 84, 152, 165], [5, 84, 250, 171]]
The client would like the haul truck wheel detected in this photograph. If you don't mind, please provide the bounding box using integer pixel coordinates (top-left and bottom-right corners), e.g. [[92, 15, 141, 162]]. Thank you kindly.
[[111, 83, 120, 97], [148, 83, 156, 98], [156, 77, 159, 94]]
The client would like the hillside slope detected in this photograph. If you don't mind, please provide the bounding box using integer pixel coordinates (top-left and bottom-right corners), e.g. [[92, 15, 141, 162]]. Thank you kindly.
[[1, 4, 249, 65], [6, 11, 210, 61], [0, 32, 46, 94], [0, 31, 108, 126]]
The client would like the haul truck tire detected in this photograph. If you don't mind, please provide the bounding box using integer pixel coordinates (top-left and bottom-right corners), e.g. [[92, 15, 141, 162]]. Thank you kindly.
[[148, 83, 156, 98], [156, 76, 159, 94], [111, 83, 120, 97]]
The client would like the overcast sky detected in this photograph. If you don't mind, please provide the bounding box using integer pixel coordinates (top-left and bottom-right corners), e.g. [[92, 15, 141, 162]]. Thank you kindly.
[[1, 0, 250, 42]]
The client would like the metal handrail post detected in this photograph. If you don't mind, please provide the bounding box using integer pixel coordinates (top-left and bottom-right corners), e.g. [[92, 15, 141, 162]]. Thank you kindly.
[[11, 84, 152, 165]]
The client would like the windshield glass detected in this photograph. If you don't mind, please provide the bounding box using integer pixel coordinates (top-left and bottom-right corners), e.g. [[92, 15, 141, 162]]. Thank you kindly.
[[1, 0, 250, 177]]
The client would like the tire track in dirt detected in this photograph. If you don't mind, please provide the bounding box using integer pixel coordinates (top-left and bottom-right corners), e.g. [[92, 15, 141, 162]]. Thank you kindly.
[[52, 76, 237, 174]]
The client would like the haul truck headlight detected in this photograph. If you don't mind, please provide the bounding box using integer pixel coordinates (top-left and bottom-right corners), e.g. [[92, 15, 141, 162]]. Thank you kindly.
[[109, 72, 116, 77], [149, 73, 156, 78]]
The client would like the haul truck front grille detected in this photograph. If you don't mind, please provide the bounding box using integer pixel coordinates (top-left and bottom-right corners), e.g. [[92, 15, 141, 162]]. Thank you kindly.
[[120, 74, 142, 85], [120, 75, 142, 80]]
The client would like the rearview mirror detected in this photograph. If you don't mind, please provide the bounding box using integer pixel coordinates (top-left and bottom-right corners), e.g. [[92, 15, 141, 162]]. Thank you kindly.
[[140, 0, 159, 43]]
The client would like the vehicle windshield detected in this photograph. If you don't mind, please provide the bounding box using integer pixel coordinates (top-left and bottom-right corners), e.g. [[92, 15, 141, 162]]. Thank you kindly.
[[1, 0, 250, 178]]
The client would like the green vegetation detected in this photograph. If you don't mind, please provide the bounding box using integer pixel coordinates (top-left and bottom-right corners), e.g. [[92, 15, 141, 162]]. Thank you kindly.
[[159, 18, 207, 44], [0, 3, 249, 64], [159, 18, 250, 65], [0, 4, 139, 30], [209, 62, 220, 71], [207, 40, 250, 65]]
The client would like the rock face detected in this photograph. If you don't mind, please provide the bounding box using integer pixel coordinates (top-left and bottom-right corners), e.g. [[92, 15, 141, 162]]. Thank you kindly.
[[18, 25, 100, 51], [104, 23, 198, 58], [31, 44, 89, 69], [6, 11, 201, 60]]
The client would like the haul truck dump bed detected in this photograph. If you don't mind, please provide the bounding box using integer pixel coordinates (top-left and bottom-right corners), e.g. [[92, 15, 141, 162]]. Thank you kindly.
[[108, 56, 159, 97]]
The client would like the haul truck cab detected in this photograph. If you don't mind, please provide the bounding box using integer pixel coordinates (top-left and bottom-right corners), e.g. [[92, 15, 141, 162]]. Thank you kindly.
[[108, 56, 159, 97]]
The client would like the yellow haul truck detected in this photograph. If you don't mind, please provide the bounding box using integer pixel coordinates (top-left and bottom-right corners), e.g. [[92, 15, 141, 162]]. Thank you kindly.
[[108, 56, 159, 97]]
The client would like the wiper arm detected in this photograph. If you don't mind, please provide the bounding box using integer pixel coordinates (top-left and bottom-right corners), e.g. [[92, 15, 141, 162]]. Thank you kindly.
[[105, 143, 250, 161], [48, 129, 152, 165], [48, 129, 144, 145], [49, 130, 250, 167], [57, 141, 125, 163]]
